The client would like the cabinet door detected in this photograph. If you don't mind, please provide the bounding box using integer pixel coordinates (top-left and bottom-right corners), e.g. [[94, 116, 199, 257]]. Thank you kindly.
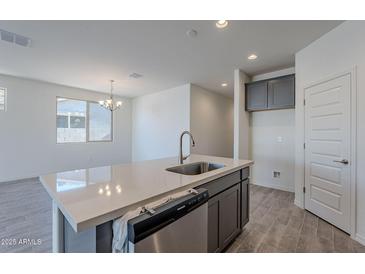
[[241, 179, 249, 228], [267, 75, 295, 109], [207, 196, 220, 253], [219, 184, 241, 249], [246, 81, 268, 111]]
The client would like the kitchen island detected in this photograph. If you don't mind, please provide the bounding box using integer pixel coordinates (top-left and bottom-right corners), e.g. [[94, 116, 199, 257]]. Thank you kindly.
[[40, 154, 253, 252]]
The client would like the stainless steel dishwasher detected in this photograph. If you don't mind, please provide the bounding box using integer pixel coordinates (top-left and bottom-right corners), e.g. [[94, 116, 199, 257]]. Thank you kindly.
[[127, 188, 209, 253]]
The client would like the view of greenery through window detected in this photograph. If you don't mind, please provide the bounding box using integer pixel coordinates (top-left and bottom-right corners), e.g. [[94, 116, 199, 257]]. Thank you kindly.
[[56, 98, 112, 143]]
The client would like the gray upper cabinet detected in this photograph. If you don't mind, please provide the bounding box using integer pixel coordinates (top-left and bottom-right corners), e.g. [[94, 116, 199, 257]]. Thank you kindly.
[[268, 75, 295, 109], [246, 74, 295, 111], [246, 81, 268, 111]]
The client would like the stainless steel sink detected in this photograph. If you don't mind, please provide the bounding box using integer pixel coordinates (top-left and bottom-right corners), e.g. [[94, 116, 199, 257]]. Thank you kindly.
[[166, 161, 225, 175]]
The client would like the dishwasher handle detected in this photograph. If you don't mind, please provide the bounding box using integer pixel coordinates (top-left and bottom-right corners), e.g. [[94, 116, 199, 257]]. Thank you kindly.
[[128, 188, 208, 244]]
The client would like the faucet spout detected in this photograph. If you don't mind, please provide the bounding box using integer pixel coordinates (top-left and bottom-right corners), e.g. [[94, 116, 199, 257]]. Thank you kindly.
[[179, 131, 196, 164]]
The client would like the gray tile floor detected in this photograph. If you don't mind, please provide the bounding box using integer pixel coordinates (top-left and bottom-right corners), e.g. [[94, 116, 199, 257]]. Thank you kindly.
[[0, 178, 364, 253], [0, 178, 52, 252], [226, 184, 365, 253]]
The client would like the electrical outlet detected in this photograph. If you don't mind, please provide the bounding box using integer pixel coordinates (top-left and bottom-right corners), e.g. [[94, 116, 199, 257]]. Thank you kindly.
[[273, 171, 281, 178]]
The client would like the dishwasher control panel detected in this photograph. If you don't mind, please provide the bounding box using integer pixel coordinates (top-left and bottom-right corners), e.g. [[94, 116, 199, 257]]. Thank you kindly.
[[128, 188, 209, 243]]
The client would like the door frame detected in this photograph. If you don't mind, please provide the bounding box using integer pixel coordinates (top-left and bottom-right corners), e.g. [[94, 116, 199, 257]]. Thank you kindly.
[[303, 67, 357, 238]]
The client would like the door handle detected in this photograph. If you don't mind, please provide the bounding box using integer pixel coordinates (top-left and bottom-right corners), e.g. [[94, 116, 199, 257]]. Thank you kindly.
[[333, 159, 349, 165]]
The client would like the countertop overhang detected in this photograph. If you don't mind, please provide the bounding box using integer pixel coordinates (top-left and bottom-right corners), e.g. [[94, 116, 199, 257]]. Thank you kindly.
[[40, 154, 253, 232]]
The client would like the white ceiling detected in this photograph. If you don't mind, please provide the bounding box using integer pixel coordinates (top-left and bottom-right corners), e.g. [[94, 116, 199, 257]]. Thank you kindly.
[[0, 20, 342, 98]]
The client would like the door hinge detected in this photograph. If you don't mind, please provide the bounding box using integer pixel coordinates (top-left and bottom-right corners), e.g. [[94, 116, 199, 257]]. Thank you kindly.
[[303, 143, 306, 149], [303, 99, 306, 106], [303, 186, 306, 193]]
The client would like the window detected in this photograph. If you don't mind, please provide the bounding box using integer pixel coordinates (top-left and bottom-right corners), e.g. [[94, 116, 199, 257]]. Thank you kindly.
[[57, 98, 112, 143], [57, 98, 87, 143], [0, 88, 6, 111], [89, 102, 112, 141], [56, 115, 68, 128]]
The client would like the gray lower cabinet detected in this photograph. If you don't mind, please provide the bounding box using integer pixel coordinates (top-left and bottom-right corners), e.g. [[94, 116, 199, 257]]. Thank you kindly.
[[199, 168, 250, 253], [208, 184, 241, 252], [207, 196, 220, 252], [219, 184, 241, 248], [241, 179, 249, 228]]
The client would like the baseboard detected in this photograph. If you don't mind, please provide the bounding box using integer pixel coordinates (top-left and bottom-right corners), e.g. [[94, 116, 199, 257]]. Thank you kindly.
[[294, 199, 304, 209], [354, 233, 365, 246], [251, 181, 294, 193], [0, 176, 40, 185]]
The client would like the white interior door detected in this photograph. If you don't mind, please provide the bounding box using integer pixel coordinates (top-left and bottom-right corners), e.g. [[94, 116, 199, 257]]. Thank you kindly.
[[304, 73, 351, 233]]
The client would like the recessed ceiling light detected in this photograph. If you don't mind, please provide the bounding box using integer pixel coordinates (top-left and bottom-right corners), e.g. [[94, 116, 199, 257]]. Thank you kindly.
[[221, 83, 228, 87], [186, 29, 198, 38], [248, 54, 258, 60], [216, 20, 228, 29]]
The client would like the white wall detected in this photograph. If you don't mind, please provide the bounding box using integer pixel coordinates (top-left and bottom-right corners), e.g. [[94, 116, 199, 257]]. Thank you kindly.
[[132, 84, 191, 162], [295, 21, 365, 242], [190, 85, 234, 158], [0, 74, 132, 183], [234, 69, 250, 160], [251, 67, 295, 82], [250, 109, 295, 192], [132, 83, 234, 161], [249, 67, 296, 192]]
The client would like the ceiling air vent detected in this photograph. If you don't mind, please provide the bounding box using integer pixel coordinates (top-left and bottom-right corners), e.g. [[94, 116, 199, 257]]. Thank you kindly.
[[129, 73, 143, 79], [0, 29, 14, 43], [0, 29, 31, 47]]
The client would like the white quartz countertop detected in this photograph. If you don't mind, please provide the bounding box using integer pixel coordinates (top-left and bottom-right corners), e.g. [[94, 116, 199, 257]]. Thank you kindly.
[[40, 154, 253, 232]]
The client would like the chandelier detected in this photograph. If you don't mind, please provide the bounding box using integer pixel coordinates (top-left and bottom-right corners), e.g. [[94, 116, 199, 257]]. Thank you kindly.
[[99, 80, 122, 111]]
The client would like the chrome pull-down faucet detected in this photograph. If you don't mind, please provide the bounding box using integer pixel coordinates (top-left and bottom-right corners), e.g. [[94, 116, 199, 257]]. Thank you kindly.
[[179, 131, 196, 164]]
